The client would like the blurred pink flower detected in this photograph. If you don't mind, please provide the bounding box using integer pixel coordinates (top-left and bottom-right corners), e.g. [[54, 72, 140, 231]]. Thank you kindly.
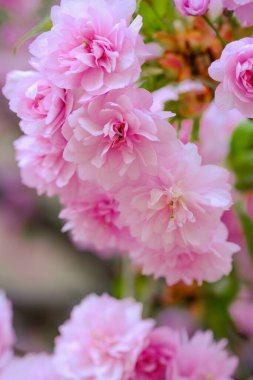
[[209, 38, 253, 117], [3, 70, 74, 137], [30, 0, 147, 95], [174, 0, 210, 16], [169, 331, 238, 379], [0, 292, 15, 371], [54, 294, 154, 380], [130, 222, 238, 285], [129, 327, 180, 380], [230, 289, 253, 336], [199, 103, 244, 165], [0, 354, 62, 379], [223, 0, 253, 26], [64, 86, 178, 189], [117, 143, 232, 254], [60, 182, 136, 256]]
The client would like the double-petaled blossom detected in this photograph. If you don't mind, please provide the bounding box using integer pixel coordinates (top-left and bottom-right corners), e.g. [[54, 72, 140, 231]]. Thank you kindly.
[[129, 327, 180, 380], [0, 354, 63, 380], [209, 38, 253, 117], [3, 70, 74, 137], [0, 292, 15, 371], [14, 131, 75, 197], [60, 181, 136, 256], [169, 331, 238, 379], [223, 0, 253, 26], [30, 0, 147, 96], [54, 294, 154, 380], [64, 86, 178, 189], [117, 143, 232, 254], [130, 222, 238, 285], [174, 0, 210, 16]]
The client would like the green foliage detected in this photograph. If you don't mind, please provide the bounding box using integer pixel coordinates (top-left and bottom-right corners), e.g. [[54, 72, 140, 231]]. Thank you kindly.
[[236, 202, 253, 262], [138, 0, 176, 40], [228, 120, 253, 192], [14, 15, 52, 53]]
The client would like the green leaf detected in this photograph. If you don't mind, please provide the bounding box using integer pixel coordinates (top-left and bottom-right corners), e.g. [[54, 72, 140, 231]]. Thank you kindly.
[[14, 15, 52, 53], [228, 120, 253, 191], [235, 202, 253, 261]]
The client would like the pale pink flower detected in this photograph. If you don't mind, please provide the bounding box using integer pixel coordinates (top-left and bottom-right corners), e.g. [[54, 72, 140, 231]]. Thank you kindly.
[[0, 354, 62, 380], [3, 70, 74, 137], [130, 222, 238, 285], [230, 289, 253, 336], [54, 294, 154, 380], [199, 103, 244, 165], [0, 292, 15, 371], [15, 131, 75, 197], [64, 87, 178, 189], [174, 0, 210, 16], [60, 182, 136, 256], [223, 0, 253, 26], [169, 331, 238, 379], [117, 143, 232, 253], [209, 38, 253, 117], [30, 0, 147, 95], [129, 327, 180, 380]]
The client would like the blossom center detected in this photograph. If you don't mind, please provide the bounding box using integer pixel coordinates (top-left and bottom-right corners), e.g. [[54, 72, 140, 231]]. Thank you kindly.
[[83, 34, 118, 72]]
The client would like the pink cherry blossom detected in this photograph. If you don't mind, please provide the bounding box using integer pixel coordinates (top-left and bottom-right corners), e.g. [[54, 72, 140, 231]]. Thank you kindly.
[[230, 289, 253, 336], [223, 0, 253, 26], [60, 182, 136, 256], [64, 86, 178, 189], [0, 292, 15, 371], [129, 327, 180, 380], [3, 70, 74, 137], [130, 222, 238, 285], [30, 0, 147, 95], [54, 294, 154, 380], [174, 0, 210, 16], [199, 103, 244, 165], [117, 143, 232, 254], [209, 38, 253, 117], [0, 354, 62, 380], [14, 131, 75, 197], [169, 331, 238, 380]]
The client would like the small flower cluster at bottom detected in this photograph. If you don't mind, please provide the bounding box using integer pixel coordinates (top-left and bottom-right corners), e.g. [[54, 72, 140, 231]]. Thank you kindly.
[[0, 291, 237, 380]]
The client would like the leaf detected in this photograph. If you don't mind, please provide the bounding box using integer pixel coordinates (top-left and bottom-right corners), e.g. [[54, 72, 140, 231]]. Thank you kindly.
[[235, 202, 253, 261], [228, 120, 253, 192], [14, 15, 52, 53]]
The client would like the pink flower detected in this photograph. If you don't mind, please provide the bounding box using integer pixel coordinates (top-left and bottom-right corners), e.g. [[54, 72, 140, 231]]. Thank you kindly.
[[117, 143, 232, 254], [130, 222, 238, 285], [230, 289, 253, 336], [129, 327, 180, 380], [199, 103, 244, 165], [54, 294, 154, 380], [15, 131, 75, 197], [174, 0, 210, 16], [3, 70, 74, 137], [0, 354, 62, 379], [64, 87, 178, 189], [223, 0, 253, 26], [0, 292, 15, 371], [60, 182, 136, 256], [169, 331, 238, 380], [30, 0, 147, 95], [209, 38, 253, 117]]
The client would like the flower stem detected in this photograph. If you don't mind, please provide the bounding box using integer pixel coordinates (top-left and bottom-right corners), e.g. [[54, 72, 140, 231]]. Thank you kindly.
[[202, 15, 226, 48], [191, 118, 201, 142]]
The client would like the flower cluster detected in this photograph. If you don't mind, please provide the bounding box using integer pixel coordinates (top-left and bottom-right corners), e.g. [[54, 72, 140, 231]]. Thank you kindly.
[[3, 0, 238, 285], [0, 291, 238, 380]]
